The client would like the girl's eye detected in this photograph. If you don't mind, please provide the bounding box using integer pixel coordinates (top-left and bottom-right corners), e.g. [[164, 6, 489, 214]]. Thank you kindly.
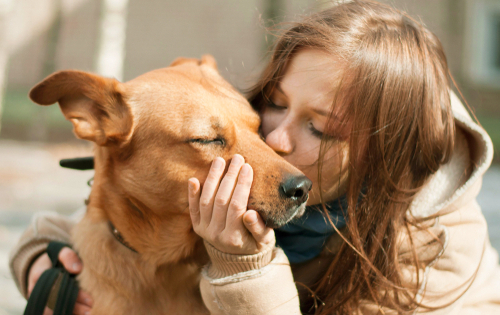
[[267, 100, 286, 110], [308, 122, 339, 141], [308, 122, 325, 139], [190, 138, 225, 146]]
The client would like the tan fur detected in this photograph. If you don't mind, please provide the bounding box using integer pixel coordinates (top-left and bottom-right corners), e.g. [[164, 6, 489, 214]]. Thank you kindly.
[[29, 56, 307, 314]]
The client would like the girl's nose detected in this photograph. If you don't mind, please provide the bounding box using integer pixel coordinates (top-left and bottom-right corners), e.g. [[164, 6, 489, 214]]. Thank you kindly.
[[265, 124, 294, 155]]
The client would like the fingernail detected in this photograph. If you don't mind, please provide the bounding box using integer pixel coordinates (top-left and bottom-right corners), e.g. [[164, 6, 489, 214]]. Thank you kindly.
[[72, 262, 82, 271], [212, 158, 223, 170], [232, 154, 244, 165], [245, 212, 258, 224], [241, 164, 250, 176], [188, 180, 195, 191]]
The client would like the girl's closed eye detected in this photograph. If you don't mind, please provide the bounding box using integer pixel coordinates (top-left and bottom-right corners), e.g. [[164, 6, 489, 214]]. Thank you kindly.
[[308, 121, 341, 141], [308, 121, 324, 139], [267, 100, 286, 110]]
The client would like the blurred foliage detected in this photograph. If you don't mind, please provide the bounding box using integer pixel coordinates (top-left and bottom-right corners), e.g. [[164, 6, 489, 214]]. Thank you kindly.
[[477, 115, 500, 163], [2, 89, 67, 126]]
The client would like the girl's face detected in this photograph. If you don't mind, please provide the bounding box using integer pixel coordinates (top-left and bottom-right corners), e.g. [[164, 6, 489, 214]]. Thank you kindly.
[[260, 49, 350, 205]]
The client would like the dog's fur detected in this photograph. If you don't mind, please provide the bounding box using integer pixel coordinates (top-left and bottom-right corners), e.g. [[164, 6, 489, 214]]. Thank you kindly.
[[29, 56, 309, 314]]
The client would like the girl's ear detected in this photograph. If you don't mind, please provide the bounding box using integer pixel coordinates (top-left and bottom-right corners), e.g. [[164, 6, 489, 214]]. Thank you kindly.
[[29, 70, 133, 146]]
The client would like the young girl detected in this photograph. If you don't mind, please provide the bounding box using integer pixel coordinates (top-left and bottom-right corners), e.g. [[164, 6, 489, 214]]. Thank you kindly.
[[10, 1, 500, 314]]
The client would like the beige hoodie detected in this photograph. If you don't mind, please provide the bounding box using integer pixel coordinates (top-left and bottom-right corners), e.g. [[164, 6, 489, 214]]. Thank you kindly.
[[9, 93, 500, 314]]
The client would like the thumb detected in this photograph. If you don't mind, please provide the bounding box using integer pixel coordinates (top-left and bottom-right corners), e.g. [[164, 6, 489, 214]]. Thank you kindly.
[[243, 210, 275, 247], [58, 247, 83, 274]]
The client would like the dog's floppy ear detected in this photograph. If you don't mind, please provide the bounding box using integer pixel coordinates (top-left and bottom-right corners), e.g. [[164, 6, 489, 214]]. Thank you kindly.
[[200, 55, 217, 71], [170, 55, 218, 71], [29, 70, 133, 146]]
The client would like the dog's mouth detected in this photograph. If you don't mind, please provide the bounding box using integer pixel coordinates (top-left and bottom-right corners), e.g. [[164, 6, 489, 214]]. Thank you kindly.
[[258, 197, 309, 229]]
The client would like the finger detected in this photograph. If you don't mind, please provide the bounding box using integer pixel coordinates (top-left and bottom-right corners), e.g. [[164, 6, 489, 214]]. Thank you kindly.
[[243, 210, 275, 246], [76, 290, 94, 307], [43, 306, 54, 315], [28, 253, 52, 296], [188, 178, 201, 227], [226, 163, 253, 228], [199, 157, 226, 225], [73, 302, 92, 315], [58, 247, 82, 274], [211, 154, 245, 230]]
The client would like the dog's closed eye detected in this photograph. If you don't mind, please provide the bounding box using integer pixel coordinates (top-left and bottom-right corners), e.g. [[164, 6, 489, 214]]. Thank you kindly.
[[189, 138, 225, 146]]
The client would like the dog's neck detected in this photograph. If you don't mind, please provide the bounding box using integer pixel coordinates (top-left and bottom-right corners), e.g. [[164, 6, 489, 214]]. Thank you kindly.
[[84, 183, 206, 266], [87, 149, 202, 266], [73, 206, 208, 312]]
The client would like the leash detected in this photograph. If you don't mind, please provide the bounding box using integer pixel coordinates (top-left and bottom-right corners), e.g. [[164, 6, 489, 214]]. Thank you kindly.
[[23, 157, 95, 314], [24, 242, 79, 315], [24, 156, 135, 315], [59, 156, 94, 170]]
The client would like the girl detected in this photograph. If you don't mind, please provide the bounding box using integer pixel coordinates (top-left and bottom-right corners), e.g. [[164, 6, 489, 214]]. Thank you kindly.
[[11, 1, 500, 314]]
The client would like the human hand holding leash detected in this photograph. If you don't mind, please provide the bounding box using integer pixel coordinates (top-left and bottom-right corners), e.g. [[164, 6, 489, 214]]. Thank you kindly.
[[28, 248, 93, 315], [188, 154, 275, 255]]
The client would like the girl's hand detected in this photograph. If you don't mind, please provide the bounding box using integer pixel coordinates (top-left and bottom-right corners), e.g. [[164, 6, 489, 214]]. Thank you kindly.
[[28, 248, 93, 315], [188, 154, 275, 255]]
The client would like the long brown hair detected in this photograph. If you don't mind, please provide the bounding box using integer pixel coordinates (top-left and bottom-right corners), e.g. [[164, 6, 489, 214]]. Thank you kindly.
[[248, 1, 456, 313]]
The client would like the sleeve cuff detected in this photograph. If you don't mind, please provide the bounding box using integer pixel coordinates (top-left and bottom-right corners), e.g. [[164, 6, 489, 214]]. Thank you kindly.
[[10, 238, 56, 298], [204, 241, 275, 279]]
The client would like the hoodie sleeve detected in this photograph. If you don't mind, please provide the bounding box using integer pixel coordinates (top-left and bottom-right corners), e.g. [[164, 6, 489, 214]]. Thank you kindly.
[[9, 210, 80, 298], [200, 241, 301, 315]]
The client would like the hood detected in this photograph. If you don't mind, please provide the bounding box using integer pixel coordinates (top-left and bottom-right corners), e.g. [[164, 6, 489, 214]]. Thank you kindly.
[[409, 91, 494, 219]]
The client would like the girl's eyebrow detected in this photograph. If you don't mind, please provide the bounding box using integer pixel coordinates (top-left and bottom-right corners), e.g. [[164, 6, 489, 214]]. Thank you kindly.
[[311, 108, 329, 117], [276, 83, 329, 116], [275, 84, 287, 97]]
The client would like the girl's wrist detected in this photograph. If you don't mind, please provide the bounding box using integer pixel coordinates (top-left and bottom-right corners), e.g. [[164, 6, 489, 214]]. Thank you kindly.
[[203, 240, 275, 279]]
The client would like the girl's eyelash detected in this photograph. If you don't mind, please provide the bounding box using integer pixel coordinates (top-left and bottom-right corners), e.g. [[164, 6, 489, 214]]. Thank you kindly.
[[308, 122, 324, 139], [266, 100, 333, 140], [267, 100, 286, 110], [309, 123, 339, 141]]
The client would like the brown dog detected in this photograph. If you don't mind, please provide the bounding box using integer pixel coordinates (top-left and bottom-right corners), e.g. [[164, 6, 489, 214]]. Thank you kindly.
[[29, 55, 311, 314]]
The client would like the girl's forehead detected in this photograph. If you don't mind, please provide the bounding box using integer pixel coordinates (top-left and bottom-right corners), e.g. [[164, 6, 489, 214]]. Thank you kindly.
[[283, 50, 341, 88], [279, 49, 342, 107]]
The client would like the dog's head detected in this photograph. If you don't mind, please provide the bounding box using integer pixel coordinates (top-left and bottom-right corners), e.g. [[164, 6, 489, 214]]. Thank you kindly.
[[29, 55, 311, 262]]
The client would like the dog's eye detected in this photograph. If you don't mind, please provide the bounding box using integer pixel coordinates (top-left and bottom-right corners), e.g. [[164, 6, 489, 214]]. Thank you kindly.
[[190, 138, 225, 146]]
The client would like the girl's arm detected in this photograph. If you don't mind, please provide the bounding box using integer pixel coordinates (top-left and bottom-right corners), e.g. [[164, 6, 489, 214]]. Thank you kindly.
[[188, 155, 301, 314], [9, 210, 80, 298], [199, 243, 301, 315]]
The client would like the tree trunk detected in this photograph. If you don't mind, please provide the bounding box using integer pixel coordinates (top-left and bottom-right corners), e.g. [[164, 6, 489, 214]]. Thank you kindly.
[[96, 0, 129, 81]]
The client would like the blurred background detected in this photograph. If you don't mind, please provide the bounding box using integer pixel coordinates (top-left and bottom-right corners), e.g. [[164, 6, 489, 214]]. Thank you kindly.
[[0, 0, 499, 314]]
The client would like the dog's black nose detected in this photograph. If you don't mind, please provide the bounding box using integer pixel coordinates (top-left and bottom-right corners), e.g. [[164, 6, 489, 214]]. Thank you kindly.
[[280, 176, 312, 203]]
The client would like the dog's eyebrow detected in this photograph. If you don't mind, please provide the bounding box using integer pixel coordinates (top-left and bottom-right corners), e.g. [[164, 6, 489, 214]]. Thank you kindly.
[[210, 118, 224, 130]]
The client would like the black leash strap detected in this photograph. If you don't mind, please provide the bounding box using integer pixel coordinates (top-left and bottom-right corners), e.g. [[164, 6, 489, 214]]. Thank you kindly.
[[24, 242, 80, 315], [59, 157, 94, 170]]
